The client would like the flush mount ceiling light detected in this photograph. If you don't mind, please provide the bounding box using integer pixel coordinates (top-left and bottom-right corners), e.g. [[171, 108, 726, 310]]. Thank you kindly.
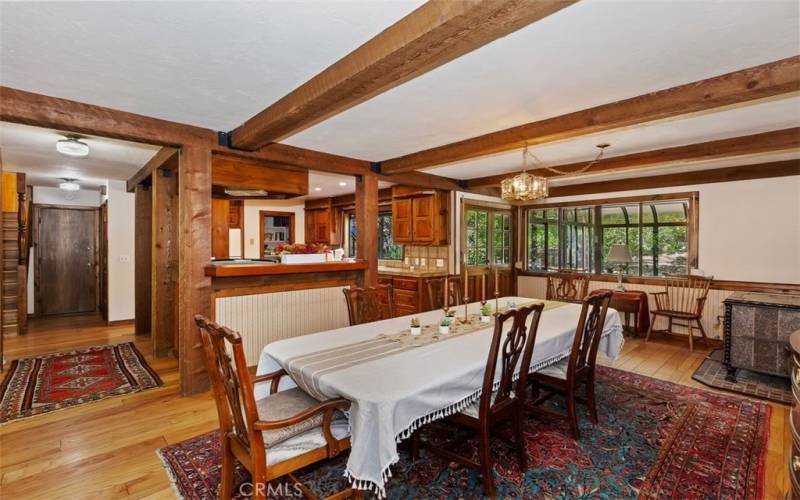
[[338, 181, 347, 187], [56, 136, 90, 157], [501, 143, 610, 202], [59, 178, 81, 191], [314, 187, 322, 192]]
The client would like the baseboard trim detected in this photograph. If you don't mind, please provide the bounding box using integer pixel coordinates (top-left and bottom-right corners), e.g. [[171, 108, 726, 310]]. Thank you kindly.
[[107, 319, 135, 327]]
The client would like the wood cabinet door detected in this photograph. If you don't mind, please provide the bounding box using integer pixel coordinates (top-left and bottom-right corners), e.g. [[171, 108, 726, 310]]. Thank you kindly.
[[315, 208, 330, 243], [304, 209, 317, 242], [392, 198, 413, 243], [211, 198, 230, 259], [412, 195, 435, 243]]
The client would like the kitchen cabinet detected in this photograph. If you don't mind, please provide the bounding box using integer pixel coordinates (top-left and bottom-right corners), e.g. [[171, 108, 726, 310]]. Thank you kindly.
[[304, 199, 341, 246], [391, 186, 448, 245], [378, 273, 454, 317], [211, 198, 230, 259]]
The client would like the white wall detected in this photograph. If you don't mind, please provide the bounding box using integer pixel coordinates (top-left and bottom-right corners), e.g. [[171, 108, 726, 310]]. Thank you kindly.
[[242, 199, 305, 258], [28, 186, 103, 313], [106, 180, 136, 321], [32, 186, 102, 206], [528, 176, 800, 284]]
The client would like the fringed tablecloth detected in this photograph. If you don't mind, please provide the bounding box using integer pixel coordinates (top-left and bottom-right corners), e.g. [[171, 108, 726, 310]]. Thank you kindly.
[[256, 297, 624, 496]]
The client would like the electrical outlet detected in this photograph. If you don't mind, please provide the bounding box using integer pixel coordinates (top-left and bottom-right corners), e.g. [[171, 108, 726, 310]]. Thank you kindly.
[[436, 259, 445, 267], [119, 255, 130, 263]]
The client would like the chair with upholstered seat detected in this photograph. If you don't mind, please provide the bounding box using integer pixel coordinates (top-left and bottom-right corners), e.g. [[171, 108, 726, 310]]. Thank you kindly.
[[342, 285, 393, 325], [412, 303, 545, 498], [645, 274, 713, 351], [528, 291, 612, 440], [425, 276, 463, 311], [195, 315, 353, 500], [546, 272, 590, 303]]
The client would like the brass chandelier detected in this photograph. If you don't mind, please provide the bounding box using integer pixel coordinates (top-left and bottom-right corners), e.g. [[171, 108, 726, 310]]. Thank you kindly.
[[501, 143, 610, 202]]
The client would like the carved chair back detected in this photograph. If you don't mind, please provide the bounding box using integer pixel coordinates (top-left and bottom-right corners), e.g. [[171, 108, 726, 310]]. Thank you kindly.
[[546, 272, 591, 303], [195, 315, 259, 455], [657, 274, 713, 315], [478, 303, 545, 418], [566, 291, 612, 379], [342, 285, 394, 325], [426, 276, 463, 311]]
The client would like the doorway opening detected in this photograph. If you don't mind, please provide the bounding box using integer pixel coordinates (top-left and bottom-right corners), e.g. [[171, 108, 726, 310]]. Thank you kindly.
[[259, 210, 295, 257]]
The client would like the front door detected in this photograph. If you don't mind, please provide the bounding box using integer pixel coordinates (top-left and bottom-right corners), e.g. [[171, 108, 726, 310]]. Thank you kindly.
[[35, 205, 99, 316], [463, 204, 514, 300]]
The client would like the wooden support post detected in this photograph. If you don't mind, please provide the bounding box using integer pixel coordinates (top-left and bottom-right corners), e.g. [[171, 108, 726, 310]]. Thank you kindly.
[[151, 159, 179, 357], [178, 146, 212, 395], [355, 172, 378, 287], [134, 185, 152, 336]]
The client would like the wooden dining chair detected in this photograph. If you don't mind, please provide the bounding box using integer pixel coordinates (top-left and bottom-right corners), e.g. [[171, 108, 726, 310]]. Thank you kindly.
[[195, 315, 354, 500], [342, 285, 393, 325], [645, 274, 713, 351], [425, 276, 463, 311], [528, 291, 612, 440], [412, 303, 545, 498], [546, 272, 590, 303]]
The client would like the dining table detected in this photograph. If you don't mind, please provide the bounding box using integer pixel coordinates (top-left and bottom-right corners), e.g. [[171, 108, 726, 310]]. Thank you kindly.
[[256, 296, 625, 496]]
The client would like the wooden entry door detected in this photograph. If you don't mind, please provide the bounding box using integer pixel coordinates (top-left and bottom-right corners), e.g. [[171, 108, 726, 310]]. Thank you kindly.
[[35, 205, 99, 316]]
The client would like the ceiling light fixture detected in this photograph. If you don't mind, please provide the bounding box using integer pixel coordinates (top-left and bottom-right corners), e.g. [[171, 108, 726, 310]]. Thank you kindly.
[[314, 187, 322, 192], [338, 181, 347, 187], [223, 188, 269, 197], [501, 143, 610, 202], [56, 136, 90, 157], [59, 178, 81, 192]]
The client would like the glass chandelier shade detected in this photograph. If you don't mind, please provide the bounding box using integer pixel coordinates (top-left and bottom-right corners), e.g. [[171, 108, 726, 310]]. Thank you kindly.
[[501, 145, 549, 201], [501, 171, 548, 201]]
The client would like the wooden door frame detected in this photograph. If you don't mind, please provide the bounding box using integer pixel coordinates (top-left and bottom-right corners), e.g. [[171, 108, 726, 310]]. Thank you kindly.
[[33, 203, 100, 317], [258, 210, 295, 257]]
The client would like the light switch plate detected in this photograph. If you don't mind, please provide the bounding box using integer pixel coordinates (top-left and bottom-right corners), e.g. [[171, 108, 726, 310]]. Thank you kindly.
[[436, 259, 445, 267]]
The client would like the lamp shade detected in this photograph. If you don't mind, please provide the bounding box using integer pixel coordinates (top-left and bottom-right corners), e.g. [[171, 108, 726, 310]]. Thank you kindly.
[[606, 244, 633, 264]]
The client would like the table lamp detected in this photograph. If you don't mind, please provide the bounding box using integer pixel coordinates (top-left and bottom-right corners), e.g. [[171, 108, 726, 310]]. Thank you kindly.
[[606, 244, 633, 291]]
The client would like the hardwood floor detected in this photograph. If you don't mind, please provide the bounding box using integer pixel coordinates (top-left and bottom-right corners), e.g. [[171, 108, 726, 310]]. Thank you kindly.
[[0, 318, 790, 499]]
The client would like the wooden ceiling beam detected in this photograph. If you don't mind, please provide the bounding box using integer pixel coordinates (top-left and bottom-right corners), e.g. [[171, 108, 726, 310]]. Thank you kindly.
[[536, 159, 800, 198], [465, 127, 800, 187], [0, 86, 373, 176], [381, 55, 800, 173], [126, 147, 178, 192], [229, 0, 576, 150]]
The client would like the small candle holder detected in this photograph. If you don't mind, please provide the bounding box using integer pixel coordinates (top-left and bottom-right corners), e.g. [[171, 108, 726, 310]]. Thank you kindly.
[[459, 296, 470, 324]]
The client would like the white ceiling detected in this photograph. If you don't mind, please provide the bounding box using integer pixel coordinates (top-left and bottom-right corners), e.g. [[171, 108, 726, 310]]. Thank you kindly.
[[424, 96, 800, 180], [285, 0, 800, 160], [0, 121, 160, 189], [305, 170, 392, 199], [0, 1, 425, 132], [1, 0, 798, 188]]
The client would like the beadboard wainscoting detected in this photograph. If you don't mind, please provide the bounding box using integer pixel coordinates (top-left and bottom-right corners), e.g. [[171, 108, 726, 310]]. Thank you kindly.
[[215, 286, 351, 365], [518, 276, 733, 339]]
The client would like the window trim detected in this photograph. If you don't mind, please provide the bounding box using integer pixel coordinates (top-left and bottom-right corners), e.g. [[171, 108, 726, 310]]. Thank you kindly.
[[462, 201, 514, 269], [522, 191, 698, 276]]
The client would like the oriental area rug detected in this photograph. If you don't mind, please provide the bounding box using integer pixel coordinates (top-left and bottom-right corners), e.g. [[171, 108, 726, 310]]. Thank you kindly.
[[158, 366, 769, 499], [0, 342, 162, 423]]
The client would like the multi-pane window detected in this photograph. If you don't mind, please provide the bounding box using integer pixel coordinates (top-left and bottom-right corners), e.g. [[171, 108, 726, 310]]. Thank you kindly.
[[346, 213, 402, 260], [465, 207, 512, 267], [527, 198, 691, 277]]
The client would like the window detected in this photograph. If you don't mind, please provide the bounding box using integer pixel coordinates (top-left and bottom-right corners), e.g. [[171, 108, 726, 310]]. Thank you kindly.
[[526, 195, 694, 277], [346, 212, 403, 260], [464, 205, 512, 267]]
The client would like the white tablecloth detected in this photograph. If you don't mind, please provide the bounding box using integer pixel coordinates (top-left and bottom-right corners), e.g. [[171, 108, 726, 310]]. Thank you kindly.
[[256, 297, 624, 495]]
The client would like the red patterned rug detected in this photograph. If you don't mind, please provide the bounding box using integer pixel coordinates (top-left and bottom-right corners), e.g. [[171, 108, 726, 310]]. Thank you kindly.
[[158, 367, 770, 499], [0, 342, 162, 423]]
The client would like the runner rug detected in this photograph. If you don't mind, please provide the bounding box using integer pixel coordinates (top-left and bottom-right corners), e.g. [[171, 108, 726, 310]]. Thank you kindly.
[[158, 366, 770, 499], [0, 342, 162, 423]]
